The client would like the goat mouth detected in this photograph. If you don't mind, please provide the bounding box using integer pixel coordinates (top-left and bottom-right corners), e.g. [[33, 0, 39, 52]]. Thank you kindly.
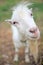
[[30, 35, 38, 39], [29, 36, 38, 40], [31, 36, 37, 38]]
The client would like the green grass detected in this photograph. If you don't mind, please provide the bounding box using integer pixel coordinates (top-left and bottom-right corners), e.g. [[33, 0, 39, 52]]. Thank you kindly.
[[31, 3, 43, 11], [0, 0, 43, 21], [0, 0, 20, 21]]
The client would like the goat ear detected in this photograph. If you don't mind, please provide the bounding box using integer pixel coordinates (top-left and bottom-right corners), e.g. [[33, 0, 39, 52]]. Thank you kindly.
[[30, 8, 32, 11], [5, 19, 12, 24]]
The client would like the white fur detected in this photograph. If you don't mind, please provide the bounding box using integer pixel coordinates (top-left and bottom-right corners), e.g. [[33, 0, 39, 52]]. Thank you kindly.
[[5, 3, 40, 62]]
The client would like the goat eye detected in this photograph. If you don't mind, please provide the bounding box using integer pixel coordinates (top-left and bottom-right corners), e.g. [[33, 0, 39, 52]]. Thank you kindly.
[[13, 22, 16, 24], [31, 13, 32, 16], [13, 21, 18, 24]]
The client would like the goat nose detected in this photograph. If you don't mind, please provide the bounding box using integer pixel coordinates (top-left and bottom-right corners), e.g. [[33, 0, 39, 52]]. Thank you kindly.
[[29, 28, 37, 34]]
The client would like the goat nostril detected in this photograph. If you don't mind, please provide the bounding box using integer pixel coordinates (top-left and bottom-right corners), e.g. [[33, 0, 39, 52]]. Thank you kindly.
[[29, 28, 37, 33], [29, 30, 35, 33]]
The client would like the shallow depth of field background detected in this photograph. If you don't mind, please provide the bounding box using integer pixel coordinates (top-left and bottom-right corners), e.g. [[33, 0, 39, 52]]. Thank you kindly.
[[0, 0, 43, 65]]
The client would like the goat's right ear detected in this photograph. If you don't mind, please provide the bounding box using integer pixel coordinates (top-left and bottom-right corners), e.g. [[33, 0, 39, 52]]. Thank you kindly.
[[5, 19, 12, 24]]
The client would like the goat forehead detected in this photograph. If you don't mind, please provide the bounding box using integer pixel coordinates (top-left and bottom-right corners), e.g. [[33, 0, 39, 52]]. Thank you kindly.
[[13, 6, 31, 17], [19, 8, 31, 15]]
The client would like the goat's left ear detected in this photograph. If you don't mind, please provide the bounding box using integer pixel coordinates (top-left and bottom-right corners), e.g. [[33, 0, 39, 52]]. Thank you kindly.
[[5, 19, 12, 24], [30, 8, 32, 11]]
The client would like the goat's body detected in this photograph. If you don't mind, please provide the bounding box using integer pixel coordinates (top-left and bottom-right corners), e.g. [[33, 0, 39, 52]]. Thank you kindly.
[[11, 25, 30, 62]]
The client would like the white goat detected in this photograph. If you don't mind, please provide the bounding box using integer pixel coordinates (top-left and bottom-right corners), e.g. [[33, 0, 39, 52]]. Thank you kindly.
[[5, 3, 40, 62]]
